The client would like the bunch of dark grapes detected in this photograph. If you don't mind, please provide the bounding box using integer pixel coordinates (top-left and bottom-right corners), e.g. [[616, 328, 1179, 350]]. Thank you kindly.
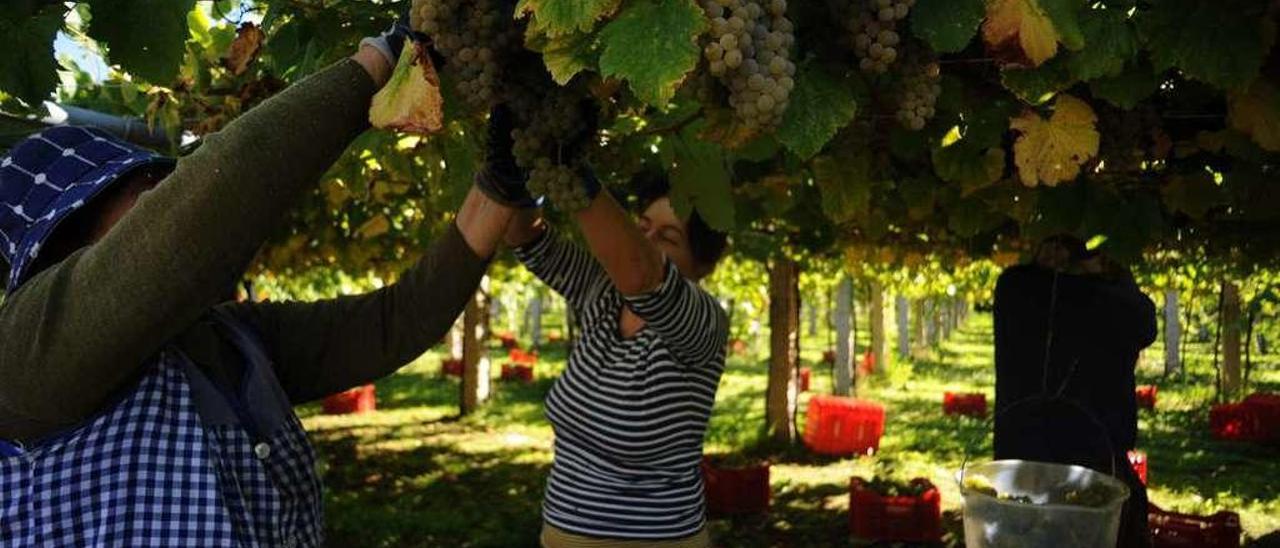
[[412, 0, 520, 111], [895, 55, 940, 130], [509, 88, 595, 212], [842, 0, 913, 74], [700, 0, 797, 130]]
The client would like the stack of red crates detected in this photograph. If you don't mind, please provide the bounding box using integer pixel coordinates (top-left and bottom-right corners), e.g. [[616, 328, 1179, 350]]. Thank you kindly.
[[1127, 450, 1148, 485], [1136, 385, 1158, 410], [798, 367, 811, 392], [1149, 504, 1241, 548], [803, 396, 885, 456], [1210, 392, 1280, 445], [849, 478, 942, 543], [501, 349, 537, 383], [322, 384, 376, 415], [701, 457, 771, 516], [943, 392, 988, 418]]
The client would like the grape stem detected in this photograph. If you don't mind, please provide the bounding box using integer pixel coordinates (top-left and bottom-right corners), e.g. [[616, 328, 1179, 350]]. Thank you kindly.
[[635, 108, 705, 137]]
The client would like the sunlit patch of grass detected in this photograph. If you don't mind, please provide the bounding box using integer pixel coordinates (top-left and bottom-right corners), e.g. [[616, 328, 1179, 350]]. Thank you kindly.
[[303, 312, 1279, 546]]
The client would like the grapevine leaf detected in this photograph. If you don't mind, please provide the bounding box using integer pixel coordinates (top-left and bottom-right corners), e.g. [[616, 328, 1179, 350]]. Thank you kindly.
[[441, 122, 481, 208], [909, 0, 984, 54], [357, 215, 391, 239], [776, 63, 858, 160], [1009, 94, 1099, 186], [1136, 0, 1269, 90], [87, 0, 197, 83], [0, 3, 65, 106], [538, 31, 599, 85], [223, 23, 265, 76], [812, 152, 872, 224], [669, 122, 735, 231], [517, 0, 622, 37], [982, 0, 1082, 67], [933, 145, 1005, 195], [949, 196, 1004, 237], [1088, 62, 1159, 109], [369, 43, 445, 135], [1000, 56, 1075, 104], [597, 0, 706, 107], [1227, 79, 1280, 152], [1066, 7, 1135, 82], [1162, 172, 1225, 220]]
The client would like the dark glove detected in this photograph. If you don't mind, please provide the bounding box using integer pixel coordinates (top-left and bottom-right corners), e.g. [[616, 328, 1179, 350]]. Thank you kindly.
[[475, 105, 538, 208], [360, 5, 429, 67]]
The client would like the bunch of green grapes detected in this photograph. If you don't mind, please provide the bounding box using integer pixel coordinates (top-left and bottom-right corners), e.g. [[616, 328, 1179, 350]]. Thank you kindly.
[[700, 0, 797, 130], [842, 0, 914, 74], [508, 88, 595, 212], [411, 0, 520, 110], [895, 55, 940, 130]]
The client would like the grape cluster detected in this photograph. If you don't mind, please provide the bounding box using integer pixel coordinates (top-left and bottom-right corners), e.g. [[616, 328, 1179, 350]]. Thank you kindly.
[[895, 57, 940, 130], [700, 0, 797, 130], [508, 88, 595, 212], [412, 0, 519, 110], [843, 0, 914, 74]]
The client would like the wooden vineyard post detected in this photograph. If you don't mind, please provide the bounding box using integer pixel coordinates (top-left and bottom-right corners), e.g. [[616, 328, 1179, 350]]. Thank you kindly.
[[896, 295, 910, 359], [869, 283, 885, 376], [461, 281, 492, 415], [528, 289, 543, 351], [1164, 289, 1182, 376], [768, 259, 800, 444], [834, 276, 855, 396], [1222, 281, 1242, 398]]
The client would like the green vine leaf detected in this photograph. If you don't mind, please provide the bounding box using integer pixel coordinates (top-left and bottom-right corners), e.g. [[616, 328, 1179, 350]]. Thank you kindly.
[[812, 152, 873, 224], [0, 3, 66, 105], [531, 31, 599, 85], [1088, 61, 1160, 109], [909, 0, 984, 54], [1066, 7, 1136, 82], [598, 0, 706, 107], [517, 0, 622, 37], [776, 63, 858, 160], [669, 121, 735, 231], [1136, 0, 1269, 90], [87, 0, 197, 83]]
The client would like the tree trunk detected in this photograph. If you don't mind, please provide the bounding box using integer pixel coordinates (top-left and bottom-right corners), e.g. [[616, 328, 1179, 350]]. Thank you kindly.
[[1163, 289, 1182, 376], [940, 299, 953, 341], [767, 259, 800, 444], [896, 295, 910, 359], [808, 300, 819, 337], [924, 299, 938, 347], [1222, 281, 1242, 398], [834, 276, 855, 396], [528, 290, 544, 351], [461, 284, 491, 415], [869, 283, 885, 374]]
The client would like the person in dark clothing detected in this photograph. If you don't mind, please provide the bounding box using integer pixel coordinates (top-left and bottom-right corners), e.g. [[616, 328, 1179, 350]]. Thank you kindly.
[[993, 235, 1158, 548]]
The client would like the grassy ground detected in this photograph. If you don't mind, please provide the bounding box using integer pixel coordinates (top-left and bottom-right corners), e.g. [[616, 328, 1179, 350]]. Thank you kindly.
[[299, 312, 1280, 547]]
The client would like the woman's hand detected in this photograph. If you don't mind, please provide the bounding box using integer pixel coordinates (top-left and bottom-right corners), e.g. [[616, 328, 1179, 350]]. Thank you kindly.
[[475, 105, 539, 208]]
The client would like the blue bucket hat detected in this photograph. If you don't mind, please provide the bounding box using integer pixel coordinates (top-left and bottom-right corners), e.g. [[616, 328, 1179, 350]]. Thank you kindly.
[[0, 125, 175, 293]]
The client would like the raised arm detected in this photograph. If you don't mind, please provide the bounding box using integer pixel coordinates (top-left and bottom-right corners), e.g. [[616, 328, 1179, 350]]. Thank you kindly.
[[0, 49, 390, 439], [224, 185, 515, 403]]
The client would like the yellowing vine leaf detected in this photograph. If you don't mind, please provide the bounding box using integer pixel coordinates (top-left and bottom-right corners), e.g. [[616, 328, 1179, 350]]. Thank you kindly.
[[982, 0, 1062, 67], [369, 43, 444, 135], [1228, 79, 1280, 152], [358, 215, 391, 239], [1010, 94, 1099, 186]]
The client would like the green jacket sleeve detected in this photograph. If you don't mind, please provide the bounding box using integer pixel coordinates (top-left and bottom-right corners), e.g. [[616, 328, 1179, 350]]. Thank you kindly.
[[220, 222, 489, 404], [0, 59, 376, 441]]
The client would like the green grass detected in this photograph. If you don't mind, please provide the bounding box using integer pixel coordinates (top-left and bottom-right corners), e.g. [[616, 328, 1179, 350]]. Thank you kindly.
[[299, 313, 1280, 547]]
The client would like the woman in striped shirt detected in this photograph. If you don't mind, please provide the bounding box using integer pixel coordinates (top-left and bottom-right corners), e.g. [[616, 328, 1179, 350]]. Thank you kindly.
[[494, 154, 729, 545]]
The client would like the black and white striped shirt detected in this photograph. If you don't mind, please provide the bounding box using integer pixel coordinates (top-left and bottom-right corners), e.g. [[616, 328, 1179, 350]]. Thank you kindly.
[[515, 228, 728, 540]]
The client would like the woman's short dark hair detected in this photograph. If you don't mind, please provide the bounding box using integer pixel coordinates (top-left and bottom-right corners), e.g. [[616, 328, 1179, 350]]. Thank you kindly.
[[631, 171, 728, 269]]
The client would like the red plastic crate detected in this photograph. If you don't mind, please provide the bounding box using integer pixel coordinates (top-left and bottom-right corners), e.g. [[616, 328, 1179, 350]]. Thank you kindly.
[[1137, 385, 1158, 410], [943, 392, 988, 418], [497, 332, 519, 350], [798, 367, 811, 392], [858, 350, 876, 376], [1149, 503, 1241, 548], [849, 478, 942, 543], [508, 348, 538, 366], [441, 358, 464, 378], [322, 384, 376, 415], [501, 363, 534, 383], [1128, 449, 1148, 485], [701, 457, 771, 516], [803, 396, 885, 456]]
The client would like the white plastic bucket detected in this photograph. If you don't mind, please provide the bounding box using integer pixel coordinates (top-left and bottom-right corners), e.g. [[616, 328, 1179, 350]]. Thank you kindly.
[[959, 460, 1130, 548]]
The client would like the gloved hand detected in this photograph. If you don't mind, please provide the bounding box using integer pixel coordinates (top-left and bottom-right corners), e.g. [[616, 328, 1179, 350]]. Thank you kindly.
[[475, 105, 538, 208], [359, 4, 429, 68]]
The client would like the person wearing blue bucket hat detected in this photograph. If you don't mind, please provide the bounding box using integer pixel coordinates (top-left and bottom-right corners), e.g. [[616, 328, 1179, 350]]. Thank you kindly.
[[0, 12, 526, 547]]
